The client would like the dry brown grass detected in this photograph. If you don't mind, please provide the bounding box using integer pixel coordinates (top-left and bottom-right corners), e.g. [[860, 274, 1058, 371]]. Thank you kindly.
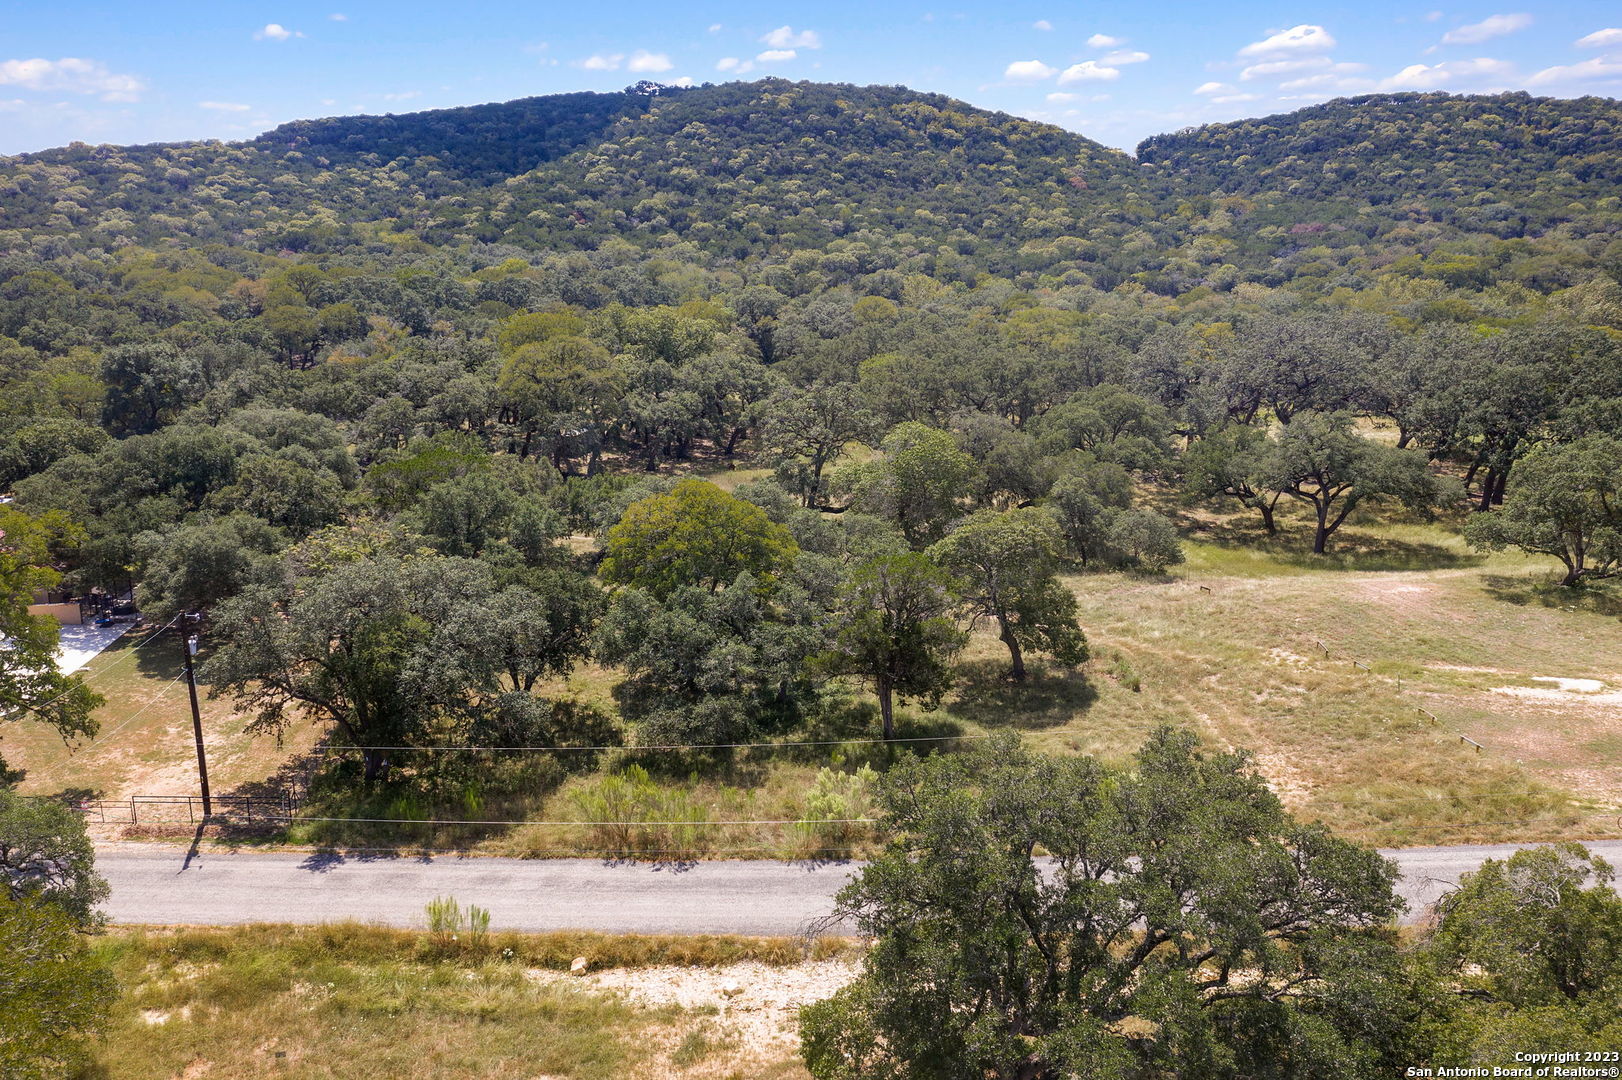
[[8, 632, 320, 802], [89, 924, 830, 1079]]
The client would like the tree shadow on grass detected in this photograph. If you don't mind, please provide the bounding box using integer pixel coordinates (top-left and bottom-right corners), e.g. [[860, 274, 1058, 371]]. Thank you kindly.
[[1183, 514, 1479, 573], [1480, 574, 1622, 618], [946, 658, 1096, 731]]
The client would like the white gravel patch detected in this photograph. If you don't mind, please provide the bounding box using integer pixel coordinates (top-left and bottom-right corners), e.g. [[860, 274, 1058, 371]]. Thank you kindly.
[[55, 623, 130, 674], [529, 958, 861, 1051], [1531, 676, 1606, 694]]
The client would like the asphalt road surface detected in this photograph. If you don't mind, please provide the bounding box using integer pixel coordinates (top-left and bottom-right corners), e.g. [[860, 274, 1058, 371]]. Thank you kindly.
[[95, 839, 1622, 935]]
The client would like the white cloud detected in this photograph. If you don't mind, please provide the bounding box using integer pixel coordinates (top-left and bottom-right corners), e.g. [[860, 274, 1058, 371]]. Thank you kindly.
[[1086, 33, 1123, 48], [379, 90, 420, 101], [1004, 59, 1056, 81], [1441, 13, 1531, 44], [1528, 55, 1622, 86], [1100, 49, 1149, 65], [329, 12, 348, 20], [1424, 11, 1443, 21], [672, 75, 696, 86], [707, 23, 722, 33], [1046, 91, 1077, 101], [1240, 56, 1332, 80], [1279, 70, 1376, 92], [0, 57, 146, 101], [627, 49, 673, 73], [254, 23, 303, 41], [1194, 81, 1233, 95], [198, 100, 251, 111], [1033, 20, 1053, 31], [580, 53, 624, 70], [761, 26, 821, 49], [1212, 92, 1262, 103], [716, 56, 753, 74], [756, 49, 797, 64], [1379, 56, 1514, 89], [1058, 60, 1120, 83], [1576, 27, 1622, 48], [1238, 25, 1336, 57]]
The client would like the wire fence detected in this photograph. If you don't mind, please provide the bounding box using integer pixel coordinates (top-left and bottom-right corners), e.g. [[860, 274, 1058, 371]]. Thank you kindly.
[[1189, 580, 1499, 758], [48, 792, 295, 826]]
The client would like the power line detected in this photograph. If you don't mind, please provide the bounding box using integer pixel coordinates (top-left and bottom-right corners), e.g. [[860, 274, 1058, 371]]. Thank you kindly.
[[27, 672, 189, 789], [83, 672, 188, 747], [264, 815, 876, 827], [307, 733, 994, 754]]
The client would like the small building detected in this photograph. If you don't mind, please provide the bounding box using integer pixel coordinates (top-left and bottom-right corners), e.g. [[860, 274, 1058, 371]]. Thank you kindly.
[[28, 587, 84, 626]]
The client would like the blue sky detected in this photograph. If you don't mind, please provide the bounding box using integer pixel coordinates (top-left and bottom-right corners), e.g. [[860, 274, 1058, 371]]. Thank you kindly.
[[1, 2, 1618, 155]]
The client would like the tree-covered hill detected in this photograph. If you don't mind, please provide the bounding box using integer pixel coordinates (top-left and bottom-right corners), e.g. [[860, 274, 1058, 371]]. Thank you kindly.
[[0, 88, 672, 250], [1138, 91, 1622, 235], [437, 80, 1150, 262], [253, 89, 659, 184], [0, 80, 1146, 262], [0, 82, 1618, 285]]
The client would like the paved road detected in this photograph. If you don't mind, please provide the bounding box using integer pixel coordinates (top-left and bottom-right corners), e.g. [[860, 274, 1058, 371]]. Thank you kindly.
[[95, 840, 1622, 935]]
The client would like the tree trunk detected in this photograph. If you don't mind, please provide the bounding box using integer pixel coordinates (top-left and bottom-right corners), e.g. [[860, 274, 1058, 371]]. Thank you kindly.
[[999, 617, 1026, 681], [1257, 499, 1276, 536], [1312, 501, 1330, 555], [877, 676, 895, 741], [1491, 468, 1509, 507], [1476, 466, 1498, 512], [1462, 454, 1483, 490], [362, 748, 389, 783]]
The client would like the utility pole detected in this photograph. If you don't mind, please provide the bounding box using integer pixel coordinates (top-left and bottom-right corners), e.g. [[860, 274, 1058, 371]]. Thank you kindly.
[[181, 614, 211, 819]]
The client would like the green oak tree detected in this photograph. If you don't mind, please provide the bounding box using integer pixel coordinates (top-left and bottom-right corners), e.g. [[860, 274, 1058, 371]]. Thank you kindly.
[[0, 507, 101, 779], [838, 422, 979, 549], [600, 478, 798, 598], [1464, 437, 1622, 586], [801, 729, 1418, 1080], [1261, 412, 1442, 555], [1422, 844, 1622, 1067], [762, 381, 876, 508], [1183, 424, 1283, 535], [928, 508, 1087, 680], [0, 787, 114, 1079], [819, 553, 966, 740], [207, 554, 520, 782], [132, 512, 284, 622]]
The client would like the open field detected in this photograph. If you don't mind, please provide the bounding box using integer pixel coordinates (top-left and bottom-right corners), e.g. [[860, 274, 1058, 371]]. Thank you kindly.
[[85, 924, 835, 1079], [1035, 506, 1622, 846], [11, 499, 1620, 854]]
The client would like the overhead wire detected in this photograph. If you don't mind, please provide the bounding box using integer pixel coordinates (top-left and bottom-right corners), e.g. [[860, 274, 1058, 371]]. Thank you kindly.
[[305, 733, 994, 754], [3, 615, 181, 723]]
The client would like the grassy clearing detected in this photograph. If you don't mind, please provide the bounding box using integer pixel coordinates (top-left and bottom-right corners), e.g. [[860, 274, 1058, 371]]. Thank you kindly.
[[85, 924, 832, 1079], [988, 499, 1622, 846]]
